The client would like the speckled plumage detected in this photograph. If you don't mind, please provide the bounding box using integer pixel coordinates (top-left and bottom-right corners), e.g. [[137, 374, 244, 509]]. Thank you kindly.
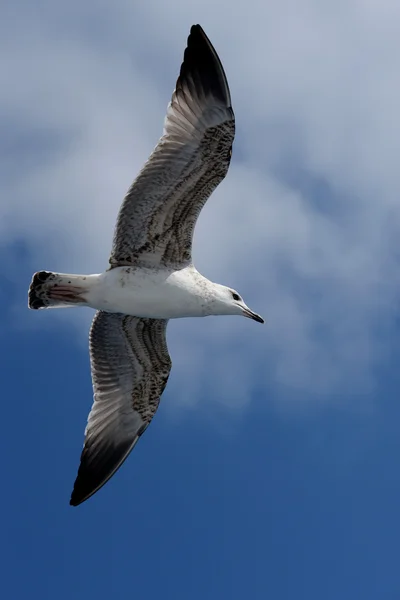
[[28, 25, 263, 507], [109, 28, 235, 269], [70, 313, 171, 506]]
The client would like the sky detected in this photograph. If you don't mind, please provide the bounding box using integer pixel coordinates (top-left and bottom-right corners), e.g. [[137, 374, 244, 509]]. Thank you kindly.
[[2, 0, 400, 598]]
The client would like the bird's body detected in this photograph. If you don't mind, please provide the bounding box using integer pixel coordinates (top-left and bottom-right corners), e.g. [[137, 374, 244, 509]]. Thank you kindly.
[[35, 264, 231, 319], [86, 265, 214, 318], [28, 24, 263, 506]]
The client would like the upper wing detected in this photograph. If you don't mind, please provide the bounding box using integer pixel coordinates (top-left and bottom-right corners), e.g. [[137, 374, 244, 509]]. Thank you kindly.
[[109, 24, 235, 269], [70, 311, 171, 507]]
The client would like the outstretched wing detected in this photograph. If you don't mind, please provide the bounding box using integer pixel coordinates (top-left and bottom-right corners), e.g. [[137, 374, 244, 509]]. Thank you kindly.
[[70, 312, 171, 506], [109, 24, 235, 269]]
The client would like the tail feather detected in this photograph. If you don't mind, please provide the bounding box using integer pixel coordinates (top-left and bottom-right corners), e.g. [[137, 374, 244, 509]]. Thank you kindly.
[[28, 271, 91, 310]]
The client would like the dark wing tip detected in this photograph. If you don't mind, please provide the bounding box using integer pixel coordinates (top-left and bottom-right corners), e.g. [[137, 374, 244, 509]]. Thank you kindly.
[[179, 24, 232, 108], [69, 437, 139, 507]]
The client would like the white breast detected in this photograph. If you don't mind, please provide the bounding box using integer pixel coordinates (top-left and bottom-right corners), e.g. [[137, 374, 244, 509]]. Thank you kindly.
[[85, 265, 209, 319]]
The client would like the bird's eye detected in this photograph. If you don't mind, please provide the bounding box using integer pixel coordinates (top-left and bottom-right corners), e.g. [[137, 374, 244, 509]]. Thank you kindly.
[[232, 292, 241, 301]]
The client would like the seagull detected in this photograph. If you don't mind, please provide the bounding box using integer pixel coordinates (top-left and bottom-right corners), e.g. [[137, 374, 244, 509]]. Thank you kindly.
[[28, 24, 264, 507]]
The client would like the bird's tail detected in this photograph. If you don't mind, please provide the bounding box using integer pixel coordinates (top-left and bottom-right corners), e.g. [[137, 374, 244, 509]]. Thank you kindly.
[[28, 271, 94, 310]]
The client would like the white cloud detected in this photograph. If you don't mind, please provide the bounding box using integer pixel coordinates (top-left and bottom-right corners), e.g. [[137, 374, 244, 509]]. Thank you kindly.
[[2, 0, 400, 408]]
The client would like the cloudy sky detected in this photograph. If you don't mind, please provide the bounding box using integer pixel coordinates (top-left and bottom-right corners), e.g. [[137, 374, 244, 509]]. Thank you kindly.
[[2, 1, 400, 598]]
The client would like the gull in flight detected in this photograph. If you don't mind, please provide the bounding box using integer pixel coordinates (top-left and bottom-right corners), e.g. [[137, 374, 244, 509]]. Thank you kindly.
[[28, 24, 264, 506]]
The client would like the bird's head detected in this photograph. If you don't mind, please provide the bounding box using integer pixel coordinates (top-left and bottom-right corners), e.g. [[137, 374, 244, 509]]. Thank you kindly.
[[209, 285, 264, 323]]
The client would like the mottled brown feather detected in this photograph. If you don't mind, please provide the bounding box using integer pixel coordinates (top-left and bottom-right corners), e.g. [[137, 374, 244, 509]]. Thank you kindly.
[[70, 312, 171, 506], [109, 24, 235, 269]]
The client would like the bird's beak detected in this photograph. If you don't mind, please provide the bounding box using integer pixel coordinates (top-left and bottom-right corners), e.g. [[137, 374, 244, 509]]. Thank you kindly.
[[242, 307, 264, 324]]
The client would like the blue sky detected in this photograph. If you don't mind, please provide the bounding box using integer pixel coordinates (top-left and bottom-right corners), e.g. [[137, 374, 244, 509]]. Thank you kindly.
[[3, 1, 400, 598]]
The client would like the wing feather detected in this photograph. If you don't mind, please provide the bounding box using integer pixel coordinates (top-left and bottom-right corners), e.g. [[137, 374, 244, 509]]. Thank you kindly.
[[109, 24, 235, 268], [70, 312, 171, 506]]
